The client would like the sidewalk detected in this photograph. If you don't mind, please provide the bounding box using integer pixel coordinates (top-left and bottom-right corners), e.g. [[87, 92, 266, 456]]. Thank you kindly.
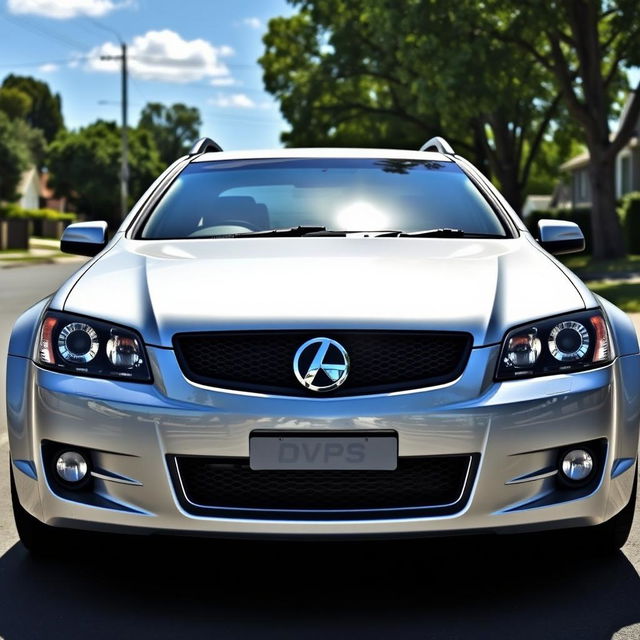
[[0, 237, 86, 269]]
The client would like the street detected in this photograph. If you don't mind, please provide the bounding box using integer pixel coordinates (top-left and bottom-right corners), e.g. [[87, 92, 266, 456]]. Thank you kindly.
[[1, 263, 640, 639]]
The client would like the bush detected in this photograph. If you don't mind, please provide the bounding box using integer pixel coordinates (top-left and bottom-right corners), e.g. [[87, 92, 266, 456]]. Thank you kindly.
[[620, 192, 640, 254], [525, 206, 593, 253], [0, 205, 76, 222], [0, 205, 77, 239]]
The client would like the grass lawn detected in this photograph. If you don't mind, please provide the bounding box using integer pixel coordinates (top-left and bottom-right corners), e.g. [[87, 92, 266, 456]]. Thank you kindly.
[[561, 254, 640, 274], [586, 281, 640, 312]]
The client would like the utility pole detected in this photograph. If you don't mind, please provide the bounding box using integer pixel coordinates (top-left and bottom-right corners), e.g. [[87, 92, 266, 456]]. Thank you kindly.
[[100, 42, 129, 219]]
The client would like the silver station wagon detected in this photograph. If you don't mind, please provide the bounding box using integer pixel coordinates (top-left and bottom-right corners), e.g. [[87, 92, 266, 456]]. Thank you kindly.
[[7, 136, 640, 554]]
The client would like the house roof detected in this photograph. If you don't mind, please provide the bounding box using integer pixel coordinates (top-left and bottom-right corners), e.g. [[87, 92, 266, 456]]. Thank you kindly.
[[560, 151, 590, 172], [560, 91, 639, 172]]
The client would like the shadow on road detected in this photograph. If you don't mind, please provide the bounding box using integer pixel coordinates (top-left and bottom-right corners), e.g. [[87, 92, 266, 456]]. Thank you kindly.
[[0, 533, 638, 639]]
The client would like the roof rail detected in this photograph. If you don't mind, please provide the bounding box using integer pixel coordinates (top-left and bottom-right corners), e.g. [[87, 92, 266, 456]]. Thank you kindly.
[[419, 136, 455, 155], [188, 137, 223, 155]]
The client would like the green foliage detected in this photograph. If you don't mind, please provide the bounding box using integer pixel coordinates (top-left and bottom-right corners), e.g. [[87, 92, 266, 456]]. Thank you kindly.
[[260, 0, 573, 212], [2, 74, 64, 142], [47, 120, 163, 228], [0, 87, 32, 119], [619, 192, 640, 254], [0, 204, 76, 221], [493, 1, 640, 258], [0, 111, 31, 201], [138, 102, 201, 166]]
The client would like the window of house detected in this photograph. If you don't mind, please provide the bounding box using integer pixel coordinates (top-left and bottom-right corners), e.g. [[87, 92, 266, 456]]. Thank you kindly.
[[619, 153, 632, 196]]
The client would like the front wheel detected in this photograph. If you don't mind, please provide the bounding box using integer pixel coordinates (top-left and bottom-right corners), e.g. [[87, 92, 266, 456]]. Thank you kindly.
[[580, 467, 637, 554], [11, 462, 67, 556]]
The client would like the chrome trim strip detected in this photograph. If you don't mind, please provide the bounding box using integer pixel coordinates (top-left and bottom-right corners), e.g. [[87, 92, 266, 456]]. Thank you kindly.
[[172, 455, 474, 516], [611, 458, 636, 479], [13, 459, 37, 480], [505, 467, 558, 485], [90, 469, 143, 486]]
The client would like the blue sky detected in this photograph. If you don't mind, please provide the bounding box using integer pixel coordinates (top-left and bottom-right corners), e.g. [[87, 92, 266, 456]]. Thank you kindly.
[[0, 0, 293, 149]]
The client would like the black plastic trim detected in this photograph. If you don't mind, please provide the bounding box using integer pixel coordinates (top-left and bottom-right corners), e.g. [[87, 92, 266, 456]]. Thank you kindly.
[[172, 329, 473, 397], [60, 239, 107, 257], [168, 453, 480, 521]]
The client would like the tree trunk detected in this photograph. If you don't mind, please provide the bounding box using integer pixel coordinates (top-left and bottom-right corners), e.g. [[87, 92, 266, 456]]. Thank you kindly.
[[588, 149, 625, 259]]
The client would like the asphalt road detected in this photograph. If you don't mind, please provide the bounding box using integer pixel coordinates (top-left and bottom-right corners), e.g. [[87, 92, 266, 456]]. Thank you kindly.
[[1, 263, 640, 640]]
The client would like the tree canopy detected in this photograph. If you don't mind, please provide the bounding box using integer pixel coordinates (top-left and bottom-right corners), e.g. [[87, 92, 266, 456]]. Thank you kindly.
[[47, 120, 163, 228], [0, 112, 32, 202], [0, 109, 46, 201], [138, 102, 201, 166], [260, 0, 573, 213], [492, 0, 640, 257], [0, 87, 32, 120], [261, 0, 640, 245], [2, 74, 64, 142]]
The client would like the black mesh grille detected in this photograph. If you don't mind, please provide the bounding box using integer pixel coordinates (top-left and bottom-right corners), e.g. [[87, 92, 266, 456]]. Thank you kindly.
[[173, 331, 472, 396], [173, 455, 474, 519]]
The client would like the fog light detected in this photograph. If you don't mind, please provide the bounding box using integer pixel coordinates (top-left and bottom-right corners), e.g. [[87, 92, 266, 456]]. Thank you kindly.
[[55, 451, 88, 483], [561, 449, 594, 482]]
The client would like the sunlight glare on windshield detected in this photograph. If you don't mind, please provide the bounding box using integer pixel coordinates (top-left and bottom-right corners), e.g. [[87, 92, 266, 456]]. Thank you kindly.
[[335, 200, 389, 230]]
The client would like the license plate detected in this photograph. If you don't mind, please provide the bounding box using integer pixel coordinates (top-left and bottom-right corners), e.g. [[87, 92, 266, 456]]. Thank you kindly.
[[249, 432, 398, 470]]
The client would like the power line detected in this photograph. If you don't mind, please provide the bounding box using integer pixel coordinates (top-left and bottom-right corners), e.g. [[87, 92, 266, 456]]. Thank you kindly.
[[0, 55, 96, 69], [84, 17, 124, 44], [1, 13, 90, 51]]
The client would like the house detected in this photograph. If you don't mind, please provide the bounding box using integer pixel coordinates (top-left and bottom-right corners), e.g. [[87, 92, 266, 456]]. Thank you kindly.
[[39, 171, 69, 212], [522, 194, 552, 220], [15, 167, 40, 210], [560, 94, 640, 208]]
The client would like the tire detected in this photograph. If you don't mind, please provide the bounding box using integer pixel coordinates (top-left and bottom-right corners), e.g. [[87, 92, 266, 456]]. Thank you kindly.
[[582, 467, 637, 554], [10, 463, 65, 556]]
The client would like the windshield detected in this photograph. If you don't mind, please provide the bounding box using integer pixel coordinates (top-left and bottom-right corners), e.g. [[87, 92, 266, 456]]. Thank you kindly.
[[139, 158, 508, 239]]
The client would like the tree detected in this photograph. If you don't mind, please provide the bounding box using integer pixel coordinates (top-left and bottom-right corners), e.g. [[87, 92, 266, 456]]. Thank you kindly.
[[2, 74, 64, 142], [0, 87, 32, 120], [138, 102, 201, 166], [0, 112, 31, 202], [495, 0, 640, 259], [0, 112, 46, 202], [260, 0, 566, 213], [47, 120, 163, 228]]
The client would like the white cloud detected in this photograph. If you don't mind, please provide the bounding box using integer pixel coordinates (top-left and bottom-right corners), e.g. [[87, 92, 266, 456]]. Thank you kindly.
[[210, 77, 236, 87], [38, 63, 59, 72], [86, 29, 234, 84], [209, 93, 256, 109], [7, 0, 131, 19], [242, 17, 263, 30]]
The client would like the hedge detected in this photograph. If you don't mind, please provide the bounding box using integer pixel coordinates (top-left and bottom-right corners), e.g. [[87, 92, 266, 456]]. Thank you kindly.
[[0, 204, 76, 222], [620, 192, 640, 254]]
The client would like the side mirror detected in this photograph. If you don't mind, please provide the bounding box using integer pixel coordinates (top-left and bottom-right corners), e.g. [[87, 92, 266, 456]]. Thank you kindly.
[[537, 219, 585, 255], [60, 221, 109, 257]]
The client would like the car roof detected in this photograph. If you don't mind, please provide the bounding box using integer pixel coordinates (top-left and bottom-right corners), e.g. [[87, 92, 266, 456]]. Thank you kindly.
[[192, 147, 452, 163]]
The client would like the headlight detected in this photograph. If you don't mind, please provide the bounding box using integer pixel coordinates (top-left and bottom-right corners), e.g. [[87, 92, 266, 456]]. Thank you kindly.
[[495, 310, 612, 380], [38, 311, 152, 382]]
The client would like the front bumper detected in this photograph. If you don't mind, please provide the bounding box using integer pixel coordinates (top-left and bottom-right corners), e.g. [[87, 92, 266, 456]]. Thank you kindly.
[[7, 344, 640, 538]]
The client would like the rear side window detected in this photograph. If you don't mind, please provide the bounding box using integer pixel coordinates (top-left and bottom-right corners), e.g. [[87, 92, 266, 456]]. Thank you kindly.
[[139, 158, 507, 239]]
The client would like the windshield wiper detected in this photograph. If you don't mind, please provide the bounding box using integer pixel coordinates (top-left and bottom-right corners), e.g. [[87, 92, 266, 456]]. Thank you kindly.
[[209, 226, 327, 238], [394, 228, 466, 238]]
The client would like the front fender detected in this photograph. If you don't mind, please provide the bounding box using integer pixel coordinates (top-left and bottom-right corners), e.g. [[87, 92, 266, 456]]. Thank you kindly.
[[596, 295, 639, 357], [8, 296, 51, 359]]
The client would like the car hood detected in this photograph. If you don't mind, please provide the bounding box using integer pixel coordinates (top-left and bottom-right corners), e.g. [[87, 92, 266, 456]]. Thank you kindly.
[[60, 236, 590, 347]]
